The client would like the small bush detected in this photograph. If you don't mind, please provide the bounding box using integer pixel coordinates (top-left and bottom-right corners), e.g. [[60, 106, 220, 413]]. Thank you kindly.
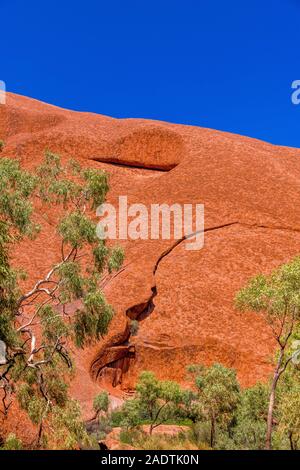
[[97, 431, 107, 441], [98, 416, 112, 435], [110, 409, 124, 427], [2, 434, 23, 450], [129, 320, 139, 336], [188, 422, 212, 448], [85, 415, 112, 448], [93, 391, 109, 414], [0, 140, 4, 152], [119, 428, 141, 445]]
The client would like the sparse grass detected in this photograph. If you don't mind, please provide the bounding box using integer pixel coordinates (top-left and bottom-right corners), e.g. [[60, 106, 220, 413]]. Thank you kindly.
[[119, 428, 141, 446], [188, 422, 213, 448], [138, 434, 200, 450], [134, 417, 193, 427], [119, 428, 204, 450]]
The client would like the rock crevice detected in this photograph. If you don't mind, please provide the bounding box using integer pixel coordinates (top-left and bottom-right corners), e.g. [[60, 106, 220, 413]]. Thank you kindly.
[[89, 221, 242, 386], [90, 219, 300, 386]]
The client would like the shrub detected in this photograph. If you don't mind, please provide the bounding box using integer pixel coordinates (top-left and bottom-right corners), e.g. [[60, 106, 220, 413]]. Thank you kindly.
[[2, 434, 23, 450], [93, 391, 109, 416], [119, 428, 141, 446], [130, 320, 139, 336]]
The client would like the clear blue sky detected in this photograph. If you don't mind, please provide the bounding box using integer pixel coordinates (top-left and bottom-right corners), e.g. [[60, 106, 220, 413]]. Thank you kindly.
[[1, 0, 300, 147]]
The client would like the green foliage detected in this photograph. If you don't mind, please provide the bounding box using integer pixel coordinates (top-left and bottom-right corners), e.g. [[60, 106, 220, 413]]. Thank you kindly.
[[118, 398, 142, 429], [37, 150, 109, 211], [185, 363, 300, 450], [74, 290, 113, 347], [82, 168, 109, 209], [118, 371, 185, 434], [97, 415, 112, 435], [1, 434, 23, 450], [40, 305, 71, 343], [187, 364, 240, 448], [0, 309, 18, 348], [112, 361, 300, 450], [195, 363, 240, 421], [48, 400, 91, 449], [58, 211, 97, 248], [236, 257, 300, 326], [238, 382, 269, 422], [93, 391, 109, 414], [84, 414, 113, 449], [67, 158, 81, 176], [93, 241, 109, 272], [129, 319, 139, 336], [119, 428, 141, 446], [108, 246, 125, 273], [0, 158, 38, 236], [275, 366, 300, 449], [43, 372, 69, 407], [27, 396, 48, 425], [0, 140, 5, 152], [15, 362, 88, 448], [229, 383, 268, 450], [0, 158, 38, 348], [0, 151, 124, 449], [187, 421, 213, 449], [58, 261, 84, 302], [110, 409, 124, 427], [37, 150, 62, 180], [180, 388, 200, 423]]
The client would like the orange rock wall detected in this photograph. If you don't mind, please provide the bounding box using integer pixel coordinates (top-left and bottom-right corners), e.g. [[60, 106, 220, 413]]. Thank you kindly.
[[1, 93, 300, 417]]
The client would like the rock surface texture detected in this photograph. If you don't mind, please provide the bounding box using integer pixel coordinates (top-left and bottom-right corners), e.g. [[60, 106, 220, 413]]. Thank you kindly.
[[1, 93, 300, 416]]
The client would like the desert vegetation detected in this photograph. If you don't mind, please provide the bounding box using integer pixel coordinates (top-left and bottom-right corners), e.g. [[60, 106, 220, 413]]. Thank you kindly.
[[0, 151, 123, 449], [93, 358, 300, 451]]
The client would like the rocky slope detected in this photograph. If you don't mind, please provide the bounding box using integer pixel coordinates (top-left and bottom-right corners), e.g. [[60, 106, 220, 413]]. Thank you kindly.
[[2, 93, 300, 417]]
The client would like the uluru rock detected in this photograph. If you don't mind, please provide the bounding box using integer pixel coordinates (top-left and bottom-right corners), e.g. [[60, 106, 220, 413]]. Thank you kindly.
[[1, 92, 300, 416]]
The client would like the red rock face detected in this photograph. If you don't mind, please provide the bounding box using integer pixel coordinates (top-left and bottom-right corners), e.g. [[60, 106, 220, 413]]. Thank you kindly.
[[2, 93, 300, 416]]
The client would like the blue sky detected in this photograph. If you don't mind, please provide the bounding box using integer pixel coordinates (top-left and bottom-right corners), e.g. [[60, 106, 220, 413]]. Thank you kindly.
[[1, 0, 300, 147]]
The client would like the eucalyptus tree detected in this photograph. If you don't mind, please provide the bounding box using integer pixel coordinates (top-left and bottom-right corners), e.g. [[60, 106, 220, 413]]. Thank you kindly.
[[118, 371, 185, 435], [188, 363, 240, 448], [0, 151, 123, 448], [236, 258, 300, 449]]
